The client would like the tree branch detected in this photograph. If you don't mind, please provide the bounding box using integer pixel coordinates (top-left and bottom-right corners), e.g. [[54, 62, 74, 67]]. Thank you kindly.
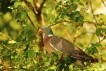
[[39, 0, 46, 10], [23, 0, 37, 15], [101, 0, 106, 8], [27, 14, 35, 26], [89, 32, 95, 45], [89, 0, 97, 27], [49, 20, 105, 27], [49, 20, 78, 27], [99, 36, 106, 43], [33, 0, 40, 12], [0, 32, 12, 40], [0, 67, 28, 71]]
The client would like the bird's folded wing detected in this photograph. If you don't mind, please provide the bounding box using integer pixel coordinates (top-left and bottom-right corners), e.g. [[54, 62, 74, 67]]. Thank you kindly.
[[49, 36, 95, 62], [49, 36, 75, 55]]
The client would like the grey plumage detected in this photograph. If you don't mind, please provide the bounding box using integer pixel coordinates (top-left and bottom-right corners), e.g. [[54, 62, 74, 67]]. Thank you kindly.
[[41, 26, 98, 63]]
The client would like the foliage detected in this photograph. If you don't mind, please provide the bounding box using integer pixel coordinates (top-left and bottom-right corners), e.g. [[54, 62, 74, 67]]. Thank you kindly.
[[0, 0, 106, 71]]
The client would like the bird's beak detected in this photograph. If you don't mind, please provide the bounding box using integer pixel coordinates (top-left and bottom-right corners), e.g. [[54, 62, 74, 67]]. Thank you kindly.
[[38, 28, 42, 33]]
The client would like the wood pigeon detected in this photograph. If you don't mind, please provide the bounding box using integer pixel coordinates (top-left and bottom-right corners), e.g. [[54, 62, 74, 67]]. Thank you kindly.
[[40, 26, 98, 63]]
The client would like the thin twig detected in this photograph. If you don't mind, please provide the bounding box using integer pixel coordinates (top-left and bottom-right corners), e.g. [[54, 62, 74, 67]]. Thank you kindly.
[[27, 14, 35, 26], [49, 20, 106, 28], [23, 0, 37, 15], [0, 43, 16, 59], [89, 33, 95, 45], [29, 26, 41, 40], [73, 26, 82, 43], [23, 0, 33, 9], [89, 0, 97, 27], [23, 0, 38, 26], [99, 36, 106, 43], [49, 20, 74, 27], [0, 32, 12, 40], [97, 36, 100, 43], [65, 30, 73, 42], [0, 67, 28, 71], [55, 0, 59, 4], [84, 21, 97, 25], [101, 0, 106, 7]]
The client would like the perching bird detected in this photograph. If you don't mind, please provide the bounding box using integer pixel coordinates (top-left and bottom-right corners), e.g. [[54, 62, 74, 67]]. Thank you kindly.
[[40, 26, 98, 63]]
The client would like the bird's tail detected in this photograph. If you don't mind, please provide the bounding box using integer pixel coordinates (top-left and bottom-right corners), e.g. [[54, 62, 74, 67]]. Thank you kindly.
[[88, 56, 98, 63], [70, 55, 98, 63]]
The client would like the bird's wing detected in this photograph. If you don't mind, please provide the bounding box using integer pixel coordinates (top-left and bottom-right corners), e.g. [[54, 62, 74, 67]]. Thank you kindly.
[[49, 36, 75, 55], [49, 36, 95, 62]]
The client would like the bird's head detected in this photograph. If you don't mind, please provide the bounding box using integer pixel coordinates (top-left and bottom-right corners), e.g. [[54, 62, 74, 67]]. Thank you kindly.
[[39, 26, 54, 36]]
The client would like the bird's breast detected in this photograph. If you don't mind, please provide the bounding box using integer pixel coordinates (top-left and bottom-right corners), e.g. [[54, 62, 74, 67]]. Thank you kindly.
[[43, 36, 56, 54]]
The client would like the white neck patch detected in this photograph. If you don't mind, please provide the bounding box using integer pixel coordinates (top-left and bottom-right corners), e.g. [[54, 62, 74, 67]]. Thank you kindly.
[[47, 34, 54, 37]]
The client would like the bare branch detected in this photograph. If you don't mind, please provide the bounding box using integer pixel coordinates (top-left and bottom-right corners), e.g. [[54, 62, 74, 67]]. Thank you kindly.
[[89, 33, 95, 45], [40, 0, 46, 10], [89, 0, 97, 27], [55, 0, 58, 4], [23, 0, 33, 9], [23, 0, 37, 15], [0, 32, 12, 40], [101, 0, 106, 8], [33, 0, 46, 13], [49, 20, 79, 27], [98, 36, 101, 43], [65, 30, 73, 42], [33, 0, 40, 11], [27, 14, 35, 26], [99, 36, 106, 43], [49, 20, 105, 27], [23, 0, 38, 26], [73, 26, 82, 44], [0, 67, 28, 71], [1, 43, 16, 59]]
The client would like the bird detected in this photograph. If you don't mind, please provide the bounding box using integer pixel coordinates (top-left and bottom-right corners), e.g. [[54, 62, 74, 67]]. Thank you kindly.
[[40, 26, 98, 63]]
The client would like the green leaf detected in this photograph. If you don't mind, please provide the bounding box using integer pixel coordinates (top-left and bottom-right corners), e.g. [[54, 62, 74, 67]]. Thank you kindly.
[[28, 50, 34, 58], [59, 14, 65, 19], [69, 11, 80, 22], [92, 42, 102, 47], [70, 0, 74, 3], [17, 5, 23, 10], [15, 13, 21, 19], [50, 59, 54, 65], [102, 28, 106, 32], [78, 15, 84, 24], [55, 5, 59, 10], [74, 11, 80, 17], [27, 30, 34, 37], [50, 16, 55, 24], [74, 0, 80, 2], [92, 47, 98, 53], [86, 46, 98, 55], [73, 68, 79, 71], [8, 40, 17, 44], [21, 11, 27, 19], [96, 28, 102, 36], [64, 66, 70, 71], [57, 64, 63, 71], [86, 61, 91, 66], [78, 2, 84, 6], [73, 4, 78, 10], [49, 65, 56, 70], [104, 36, 106, 39], [14, 1, 21, 8], [69, 13, 77, 22]]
